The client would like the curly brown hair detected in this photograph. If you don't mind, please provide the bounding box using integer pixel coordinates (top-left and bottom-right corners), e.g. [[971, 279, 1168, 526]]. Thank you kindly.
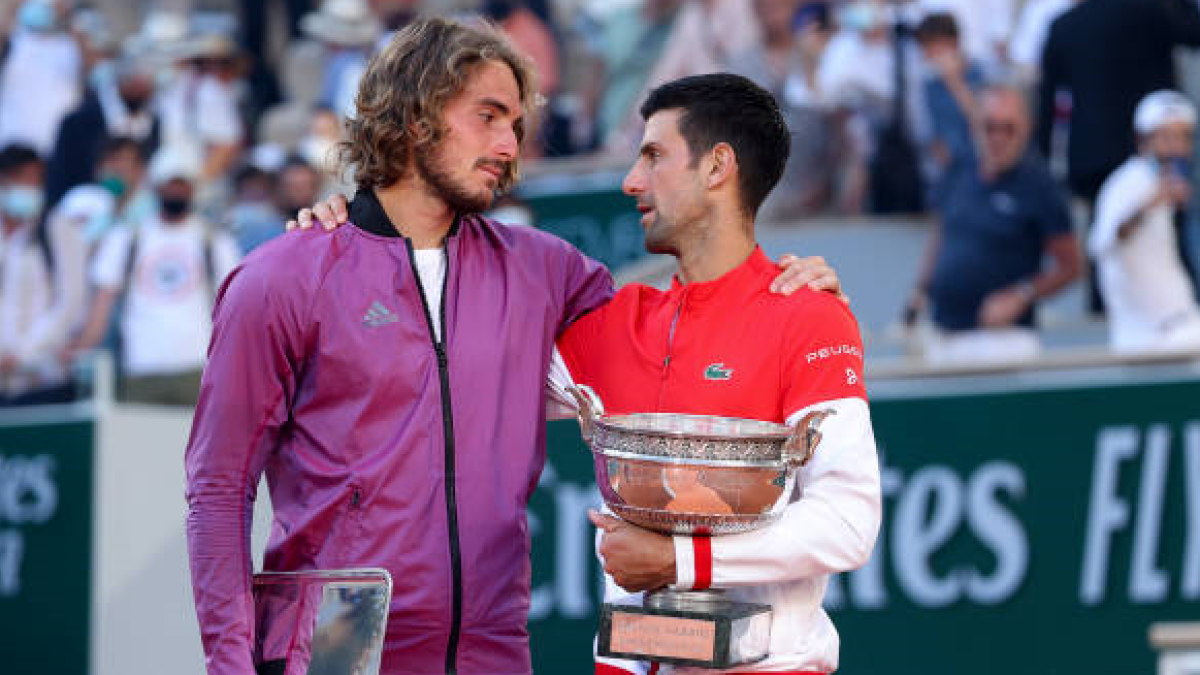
[[338, 16, 537, 191]]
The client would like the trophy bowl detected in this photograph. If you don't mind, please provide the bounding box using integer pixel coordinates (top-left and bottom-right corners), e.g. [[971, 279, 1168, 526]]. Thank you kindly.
[[572, 386, 830, 536], [591, 413, 802, 535]]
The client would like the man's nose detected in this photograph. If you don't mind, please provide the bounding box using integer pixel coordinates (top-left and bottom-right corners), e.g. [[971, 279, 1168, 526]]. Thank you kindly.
[[622, 167, 645, 196], [495, 127, 519, 160]]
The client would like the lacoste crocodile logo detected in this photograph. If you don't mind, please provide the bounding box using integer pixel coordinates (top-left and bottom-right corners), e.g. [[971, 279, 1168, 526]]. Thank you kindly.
[[704, 363, 733, 381]]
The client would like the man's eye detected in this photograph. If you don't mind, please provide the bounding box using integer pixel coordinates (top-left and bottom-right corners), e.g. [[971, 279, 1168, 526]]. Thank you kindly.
[[480, 112, 495, 122]]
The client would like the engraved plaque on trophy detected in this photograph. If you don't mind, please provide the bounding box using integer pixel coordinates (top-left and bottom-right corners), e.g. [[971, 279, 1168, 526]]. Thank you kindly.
[[571, 386, 832, 669]]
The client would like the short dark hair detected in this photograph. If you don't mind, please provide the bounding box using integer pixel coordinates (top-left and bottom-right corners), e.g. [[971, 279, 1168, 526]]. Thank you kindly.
[[98, 136, 146, 165], [0, 144, 41, 177], [915, 12, 959, 44], [234, 163, 274, 192], [279, 154, 318, 177], [639, 73, 790, 215]]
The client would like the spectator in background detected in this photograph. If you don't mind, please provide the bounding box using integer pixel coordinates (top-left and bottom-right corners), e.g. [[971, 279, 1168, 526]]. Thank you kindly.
[[1008, 0, 1073, 85], [729, 0, 847, 219], [70, 146, 240, 406], [45, 55, 160, 211], [917, 0, 1016, 72], [913, 12, 983, 209], [226, 161, 279, 255], [239, 0, 313, 119], [0, 0, 82, 156], [298, 106, 351, 195], [907, 83, 1082, 363], [820, 0, 929, 214], [1037, 0, 1200, 313], [605, 0, 760, 152], [576, 0, 683, 147], [483, 0, 561, 156], [157, 31, 246, 200], [300, 0, 382, 120], [483, 0, 559, 99], [0, 144, 73, 406], [54, 136, 155, 249], [227, 152, 320, 254], [43, 137, 153, 369], [1090, 91, 1200, 353], [275, 155, 321, 226]]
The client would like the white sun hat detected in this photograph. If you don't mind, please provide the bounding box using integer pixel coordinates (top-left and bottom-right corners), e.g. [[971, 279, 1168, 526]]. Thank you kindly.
[[300, 0, 383, 48], [1134, 90, 1198, 134]]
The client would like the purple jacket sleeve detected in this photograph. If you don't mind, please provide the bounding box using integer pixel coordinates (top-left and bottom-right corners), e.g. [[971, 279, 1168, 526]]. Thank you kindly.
[[185, 258, 308, 675], [551, 238, 614, 335]]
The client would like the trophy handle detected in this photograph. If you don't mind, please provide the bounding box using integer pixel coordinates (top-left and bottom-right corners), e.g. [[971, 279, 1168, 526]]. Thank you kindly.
[[569, 384, 605, 442], [784, 409, 836, 468]]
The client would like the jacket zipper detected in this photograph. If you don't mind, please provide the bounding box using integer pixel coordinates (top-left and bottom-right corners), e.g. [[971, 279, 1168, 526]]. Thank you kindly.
[[405, 239, 462, 675], [657, 289, 687, 410]]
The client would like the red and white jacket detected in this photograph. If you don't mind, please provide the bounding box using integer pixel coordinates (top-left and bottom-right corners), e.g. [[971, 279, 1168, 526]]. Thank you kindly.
[[557, 248, 883, 675]]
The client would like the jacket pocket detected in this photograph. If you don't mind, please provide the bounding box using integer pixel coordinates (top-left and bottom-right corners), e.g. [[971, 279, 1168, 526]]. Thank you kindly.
[[309, 484, 365, 567]]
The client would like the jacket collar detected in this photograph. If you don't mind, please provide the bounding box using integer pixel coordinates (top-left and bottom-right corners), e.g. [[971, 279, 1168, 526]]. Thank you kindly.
[[348, 189, 462, 240], [667, 246, 773, 303]]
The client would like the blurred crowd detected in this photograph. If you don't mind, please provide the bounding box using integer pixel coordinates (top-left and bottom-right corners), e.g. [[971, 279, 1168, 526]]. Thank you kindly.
[[3, 0, 1200, 407]]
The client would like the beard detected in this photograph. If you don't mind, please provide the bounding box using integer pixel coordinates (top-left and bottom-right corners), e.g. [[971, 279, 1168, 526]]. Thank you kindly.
[[643, 214, 680, 256], [415, 143, 502, 215]]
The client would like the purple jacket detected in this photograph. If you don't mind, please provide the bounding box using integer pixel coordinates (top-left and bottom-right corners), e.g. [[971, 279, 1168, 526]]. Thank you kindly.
[[185, 191, 613, 675]]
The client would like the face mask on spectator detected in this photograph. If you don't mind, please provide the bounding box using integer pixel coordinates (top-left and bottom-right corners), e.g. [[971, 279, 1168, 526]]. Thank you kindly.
[[99, 174, 127, 198], [160, 195, 191, 218], [122, 91, 151, 114], [840, 2, 884, 33], [1, 185, 44, 221], [89, 59, 116, 90], [17, 0, 57, 33]]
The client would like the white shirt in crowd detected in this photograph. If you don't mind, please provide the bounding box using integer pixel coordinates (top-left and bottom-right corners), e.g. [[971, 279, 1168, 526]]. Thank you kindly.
[[0, 222, 69, 396], [1090, 155, 1200, 353], [90, 215, 240, 377], [157, 70, 244, 152], [1009, 0, 1074, 79], [0, 28, 81, 154]]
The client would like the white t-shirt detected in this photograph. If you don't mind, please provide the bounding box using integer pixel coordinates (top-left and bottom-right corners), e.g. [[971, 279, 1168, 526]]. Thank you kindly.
[[1090, 155, 1200, 353], [0, 222, 67, 396], [157, 71, 244, 150], [413, 247, 446, 343], [817, 32, 894, 110], [0, 29, 82, 154], [91, 215, 241, 376]]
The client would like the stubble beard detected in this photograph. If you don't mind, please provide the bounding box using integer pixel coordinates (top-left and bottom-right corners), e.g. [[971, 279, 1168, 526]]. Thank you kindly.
[[643, 213, 681, 257], [416, 142, 496, 214]]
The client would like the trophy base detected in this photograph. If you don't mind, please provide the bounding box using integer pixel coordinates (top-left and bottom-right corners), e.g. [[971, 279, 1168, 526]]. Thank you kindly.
[[597, 590, 772, 669]]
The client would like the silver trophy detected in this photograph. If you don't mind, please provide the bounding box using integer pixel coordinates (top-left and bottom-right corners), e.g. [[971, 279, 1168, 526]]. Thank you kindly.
[[571, 385, 832, 670], [252, 568, 392, 675]]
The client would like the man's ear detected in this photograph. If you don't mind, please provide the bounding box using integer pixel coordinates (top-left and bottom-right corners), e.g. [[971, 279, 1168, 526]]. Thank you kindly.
[[707, 142, 738, 190]]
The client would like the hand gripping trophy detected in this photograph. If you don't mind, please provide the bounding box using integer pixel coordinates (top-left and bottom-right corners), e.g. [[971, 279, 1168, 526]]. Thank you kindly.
[[569, 385, 834, 670]]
